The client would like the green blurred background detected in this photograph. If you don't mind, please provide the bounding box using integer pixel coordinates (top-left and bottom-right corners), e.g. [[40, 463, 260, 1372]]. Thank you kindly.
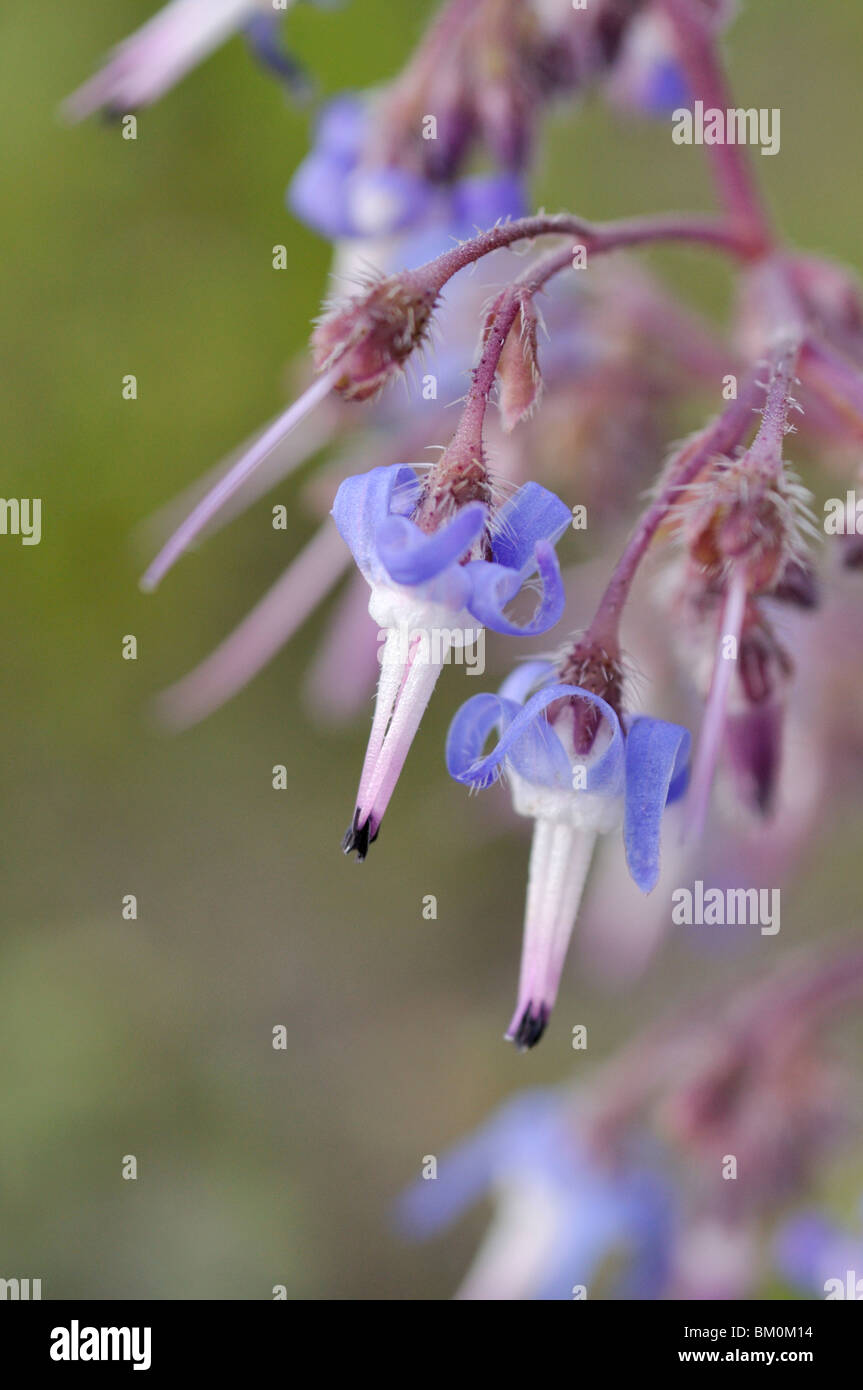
[[2, 0, 863, 1298]]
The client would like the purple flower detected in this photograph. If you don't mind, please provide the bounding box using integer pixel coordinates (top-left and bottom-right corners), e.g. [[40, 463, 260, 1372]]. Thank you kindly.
[[288, 94, 526, 252], [397, 1088, 675, 1301], [331, 466, 571, 858], [447, 665, 689, 1046], [774, 1204, 863, 1298], [606, 12, 690, 118], [242, 13, 310, 95]]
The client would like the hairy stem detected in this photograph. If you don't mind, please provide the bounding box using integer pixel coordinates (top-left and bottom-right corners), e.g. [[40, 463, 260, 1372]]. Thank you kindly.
[[416, 210, 763, 303], [454, 243, 574, 450]]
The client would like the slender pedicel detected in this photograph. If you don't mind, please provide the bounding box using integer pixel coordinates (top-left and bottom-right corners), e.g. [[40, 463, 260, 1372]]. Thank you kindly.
[[156, 522, 350, 729], [684, 564, 748, 841], [141, 368, 338, 592]]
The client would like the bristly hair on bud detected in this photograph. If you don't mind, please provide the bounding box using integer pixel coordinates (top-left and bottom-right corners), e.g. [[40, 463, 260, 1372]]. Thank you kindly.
[[676, 453, 816, 598], [551, 635, 626, 757], [311, 270, 440, 403], [410, 431, 496, 549], [482, 288, 545, 433]]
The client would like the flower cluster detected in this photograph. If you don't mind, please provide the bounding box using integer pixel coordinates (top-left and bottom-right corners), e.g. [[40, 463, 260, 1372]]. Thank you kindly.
[[399, 950, 863, 1298], [69, 0, 863, 1300]]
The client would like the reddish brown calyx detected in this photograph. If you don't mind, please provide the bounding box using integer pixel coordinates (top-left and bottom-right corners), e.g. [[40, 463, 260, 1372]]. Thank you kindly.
[[311, 274, 439, 403], [551, 637, 625, 757], [411, 434, 496, 561], [684, 459, 803, 597]]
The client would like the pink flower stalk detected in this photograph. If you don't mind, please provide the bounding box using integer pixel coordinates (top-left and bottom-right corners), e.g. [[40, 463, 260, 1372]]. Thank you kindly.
[[684, 561, 747, 839], [64, 0, 279, 119], [141, 368, 339, 593], [156, 521, 350, 729]]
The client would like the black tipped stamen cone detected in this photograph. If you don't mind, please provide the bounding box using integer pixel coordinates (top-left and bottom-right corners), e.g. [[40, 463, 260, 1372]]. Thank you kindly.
[[342, 810, 379, 860], [511, 1003, 549, 1051]]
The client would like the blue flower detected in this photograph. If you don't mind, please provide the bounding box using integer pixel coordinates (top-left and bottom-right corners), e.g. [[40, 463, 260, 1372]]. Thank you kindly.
[[606, 13, 690, 119], [774, 1202, 863, 1298], [288, 94, 526, 253], [243, 13, 310, 95], [331, 466, 571, 858], [641, 60, 690, 117], [396, 1088, 675, 1300], [446, 664, 689, 1045]]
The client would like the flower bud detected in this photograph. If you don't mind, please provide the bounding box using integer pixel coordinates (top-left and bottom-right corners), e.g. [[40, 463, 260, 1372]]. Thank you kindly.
[[553, 638, 625, 756], [685, 457, 810, 596], [412, 433, 494, 555], [484, 290, 543, 433], [311, 273, 439, 402]]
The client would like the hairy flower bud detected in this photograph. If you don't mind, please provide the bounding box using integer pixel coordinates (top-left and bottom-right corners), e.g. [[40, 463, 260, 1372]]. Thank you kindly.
[[412, 434, 495, 556], [553, 637, 625, 756], [483, 289, 544, 433], [683, 456, 812, 595], [311, 273, 439, 402]]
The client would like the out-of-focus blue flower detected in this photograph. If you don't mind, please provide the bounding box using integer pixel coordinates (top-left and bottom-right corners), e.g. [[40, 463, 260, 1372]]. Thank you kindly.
[[447, 664, 689, 1046], [774, 1203, 863, 1298], [397, 1088, 675, 1300], [642, 60, 690, 116], [288, 94, 526, 251], [605, 12, 690, 119], [243, 12, 310, 93], [333, 466, 570, 859]]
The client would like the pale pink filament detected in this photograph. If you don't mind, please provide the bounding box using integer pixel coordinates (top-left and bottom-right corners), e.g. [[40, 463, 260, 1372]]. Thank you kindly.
[[684, 564, 748, 841], [157, 521, 350, 729], [141, 368, 338, 592]]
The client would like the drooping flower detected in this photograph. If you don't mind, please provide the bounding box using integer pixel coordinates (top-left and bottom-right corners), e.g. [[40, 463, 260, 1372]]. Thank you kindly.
[[288, 93, 526, 253], [64, 0, 304, 120], [396, 1087, 675, 1301], [332, 465, 571, 858], [447, 660, 689, 1047], [664, 338, 817, 838]]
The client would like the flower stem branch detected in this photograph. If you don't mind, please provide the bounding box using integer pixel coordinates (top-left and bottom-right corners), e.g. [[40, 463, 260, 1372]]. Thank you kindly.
[[660, 0, 773, 248], [586, 367, 765, 652], [418, 210, 764, 303]]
